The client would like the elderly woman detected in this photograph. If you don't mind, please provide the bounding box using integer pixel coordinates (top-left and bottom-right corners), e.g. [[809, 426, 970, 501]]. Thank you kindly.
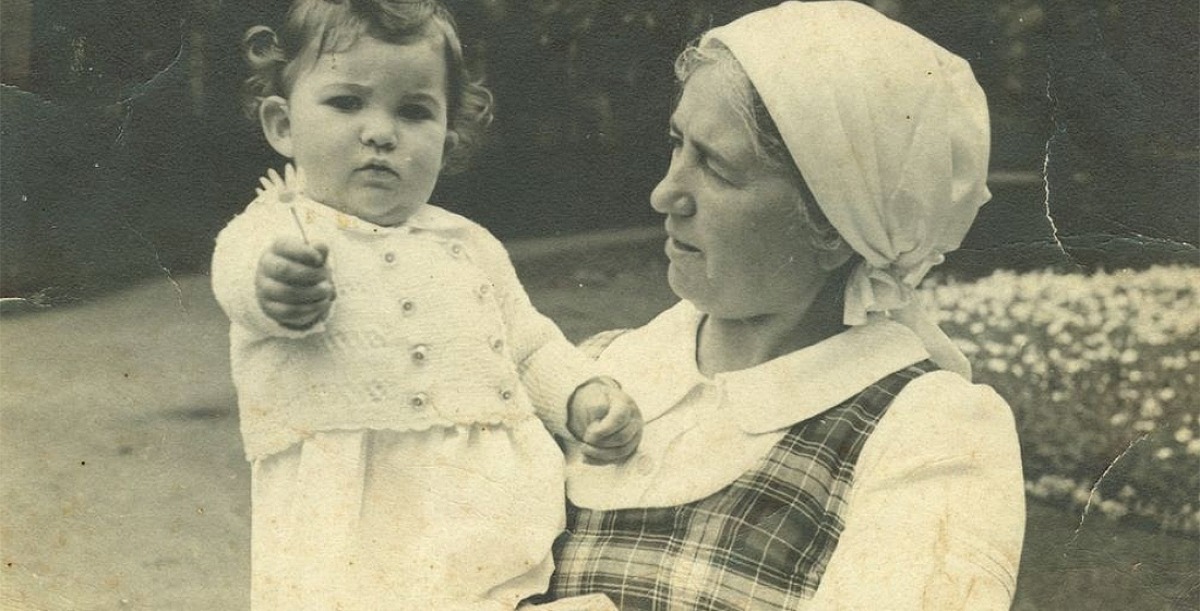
[[543, 2, 1025, 609]]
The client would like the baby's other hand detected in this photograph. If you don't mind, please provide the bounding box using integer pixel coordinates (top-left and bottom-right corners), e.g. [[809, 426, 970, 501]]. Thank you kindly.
[[255, 237, 336, 330], [567, 377, 643, 464]]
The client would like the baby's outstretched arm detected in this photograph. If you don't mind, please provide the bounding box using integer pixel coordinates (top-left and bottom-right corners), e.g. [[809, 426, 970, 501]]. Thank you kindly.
[[256, 237, 336, 330], [567, 378, 643, 464]]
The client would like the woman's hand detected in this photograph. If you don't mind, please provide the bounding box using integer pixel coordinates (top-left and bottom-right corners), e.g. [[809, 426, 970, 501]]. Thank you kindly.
[[567, 377, 644, 464], [255, 237, 336, 330]]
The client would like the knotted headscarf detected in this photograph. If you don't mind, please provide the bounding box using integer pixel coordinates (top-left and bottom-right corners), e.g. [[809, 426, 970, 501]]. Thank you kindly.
[[704, 1, 991, 379]]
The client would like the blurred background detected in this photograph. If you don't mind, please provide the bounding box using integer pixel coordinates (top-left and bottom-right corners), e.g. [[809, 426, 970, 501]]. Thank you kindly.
[[1, 0, 1197, 299]]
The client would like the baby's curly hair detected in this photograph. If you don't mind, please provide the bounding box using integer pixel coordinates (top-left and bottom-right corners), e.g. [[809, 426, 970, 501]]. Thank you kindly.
[[241, 0, 492, 174]]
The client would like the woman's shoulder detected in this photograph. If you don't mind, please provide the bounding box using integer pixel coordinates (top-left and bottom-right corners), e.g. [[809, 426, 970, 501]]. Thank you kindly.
[[863, 370, 1021, 477], [586, 302, 696, 368], [893, 371, 1015, 429]]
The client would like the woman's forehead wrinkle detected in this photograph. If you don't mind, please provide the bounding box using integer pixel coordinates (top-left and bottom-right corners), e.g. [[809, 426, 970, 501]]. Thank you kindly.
[[677, 78, 754, 169]]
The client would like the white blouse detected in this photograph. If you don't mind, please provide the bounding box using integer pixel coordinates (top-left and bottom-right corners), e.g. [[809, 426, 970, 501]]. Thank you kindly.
[[566, 302, 1025, 610]]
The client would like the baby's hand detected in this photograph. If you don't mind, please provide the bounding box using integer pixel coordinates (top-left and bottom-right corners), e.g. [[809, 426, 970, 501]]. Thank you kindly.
[[567, 377, 643, 464], [255, 237, 336, 330]]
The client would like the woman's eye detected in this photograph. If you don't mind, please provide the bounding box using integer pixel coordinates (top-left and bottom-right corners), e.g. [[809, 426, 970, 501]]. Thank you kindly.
[[703, 158, 735, 184], [399, 104, 434, 121], [325, 95, 362, 111]]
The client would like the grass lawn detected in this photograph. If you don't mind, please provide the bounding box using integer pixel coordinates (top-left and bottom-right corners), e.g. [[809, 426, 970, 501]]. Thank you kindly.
[[2, 239, 1197, 609]]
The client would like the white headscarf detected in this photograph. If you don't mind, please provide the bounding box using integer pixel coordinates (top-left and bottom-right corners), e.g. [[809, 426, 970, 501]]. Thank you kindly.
[[704, 1, 990, 379]]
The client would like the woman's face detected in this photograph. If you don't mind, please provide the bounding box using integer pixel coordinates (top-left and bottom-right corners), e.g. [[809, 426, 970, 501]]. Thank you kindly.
[[651, 66, 828, 319]]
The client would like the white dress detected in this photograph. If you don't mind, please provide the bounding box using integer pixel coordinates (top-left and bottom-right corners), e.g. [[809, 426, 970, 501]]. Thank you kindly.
[[212, 194, 599, 610]]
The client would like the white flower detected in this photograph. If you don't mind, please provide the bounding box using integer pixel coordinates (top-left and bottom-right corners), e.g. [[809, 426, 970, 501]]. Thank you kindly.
[[1188, 439, 1200, 456], [1174, 428, 1194, 443], [1118, 349, 1139, 364], [1072, 487, 1093, 506], [1155, 447, 1174, 461], [1140, 398, 1163, 419], [1099, 500, 1129, 520], [1157, 387, 1177, 402], [255, 164, 308, 204]]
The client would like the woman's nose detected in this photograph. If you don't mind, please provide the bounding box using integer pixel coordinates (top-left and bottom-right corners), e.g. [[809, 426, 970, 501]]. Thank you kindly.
[[650, 159, 696, 216], [361, 113, 397, 151]]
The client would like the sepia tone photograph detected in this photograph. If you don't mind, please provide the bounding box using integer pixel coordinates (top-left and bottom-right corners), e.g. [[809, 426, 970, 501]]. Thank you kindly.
[[1, 0, 1197, 609]]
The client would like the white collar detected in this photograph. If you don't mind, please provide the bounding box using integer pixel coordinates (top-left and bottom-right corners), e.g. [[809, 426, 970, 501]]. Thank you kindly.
[[600, 301, 930, 433]]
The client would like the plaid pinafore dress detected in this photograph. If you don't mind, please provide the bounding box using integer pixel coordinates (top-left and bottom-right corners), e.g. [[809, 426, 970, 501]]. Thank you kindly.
[[547, 355, 938, 610]]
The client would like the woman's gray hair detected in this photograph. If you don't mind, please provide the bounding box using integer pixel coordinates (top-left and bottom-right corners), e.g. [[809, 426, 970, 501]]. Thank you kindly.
[[674, 40, 845, 254]]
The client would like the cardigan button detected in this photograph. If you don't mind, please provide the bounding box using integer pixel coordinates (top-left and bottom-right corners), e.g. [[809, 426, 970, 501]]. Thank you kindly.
[[411, 344, 430, 363], [383, 252, 396, 264], [490, 337, 505, 353], [410, 393, 428, 409], [400, 299, 416, 315], [500, 389, 513, 401]]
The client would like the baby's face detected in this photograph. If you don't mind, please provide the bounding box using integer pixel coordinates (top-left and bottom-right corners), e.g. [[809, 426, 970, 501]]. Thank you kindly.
[[272, 34, 450, 226]]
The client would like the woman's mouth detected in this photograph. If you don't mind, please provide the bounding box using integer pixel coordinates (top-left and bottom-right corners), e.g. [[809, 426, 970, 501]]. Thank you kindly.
[[668, 236, 702, 255]]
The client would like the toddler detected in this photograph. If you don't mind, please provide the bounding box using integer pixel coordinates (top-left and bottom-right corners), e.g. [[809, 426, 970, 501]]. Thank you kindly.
[[210, 1, 639, 609]]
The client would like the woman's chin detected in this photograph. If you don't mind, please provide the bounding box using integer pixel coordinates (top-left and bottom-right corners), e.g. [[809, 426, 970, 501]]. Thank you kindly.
[[667, 265, 711, 307]]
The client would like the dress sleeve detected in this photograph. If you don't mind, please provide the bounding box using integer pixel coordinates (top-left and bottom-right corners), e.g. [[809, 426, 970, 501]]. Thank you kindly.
[[808, 371, 1026, 610], [210, 201, 327, 339], [463, 225, 603, 437]]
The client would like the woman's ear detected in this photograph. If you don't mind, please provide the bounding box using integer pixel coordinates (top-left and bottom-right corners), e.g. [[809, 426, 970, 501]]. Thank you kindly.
[[816, 238, 857, 272], [259, 96, 294, 158]]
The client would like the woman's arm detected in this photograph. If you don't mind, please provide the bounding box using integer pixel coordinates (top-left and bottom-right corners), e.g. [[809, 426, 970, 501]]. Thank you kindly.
[[810, 371, 1026, 610]]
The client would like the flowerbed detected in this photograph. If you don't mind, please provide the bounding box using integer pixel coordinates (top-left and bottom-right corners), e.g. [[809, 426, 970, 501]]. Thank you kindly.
[[925, 265, 1200, 535]]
